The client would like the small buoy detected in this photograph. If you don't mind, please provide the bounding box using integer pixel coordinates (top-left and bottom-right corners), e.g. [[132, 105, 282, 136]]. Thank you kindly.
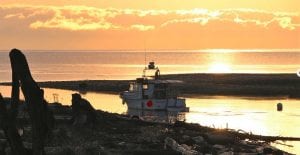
[[277, 103, 283, 111]]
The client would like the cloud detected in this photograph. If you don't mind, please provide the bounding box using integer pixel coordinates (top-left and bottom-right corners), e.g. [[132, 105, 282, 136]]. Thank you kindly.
[[161, 8, 300, 30], [1, 5, 299, 31], [29, 9, 119, 31], [4, 13, 26, 19], [161, 17, 209, 27], [273, 17, 300, 30], [130, 24, 154, 31], [0, 5, 299, 49]]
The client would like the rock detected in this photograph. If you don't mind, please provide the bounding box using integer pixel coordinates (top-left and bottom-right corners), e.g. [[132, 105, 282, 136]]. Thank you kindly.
[[90, 140, 99, 148], [181, 144, 192, 150], [18, 128, 24, 136], [219, 151, 234, 155], [162, 128, 169, 133], [23, 141, 32, 149], [273, 149, 284, 155], [118, 142, 126, 146], [73, 114, 87, 125], [0, 131, 5, 138], [256, 146, 264, 153], [179, 130, 184, 134], [263, 147, 273, 154], [182, 135, 190, 141], [49, 102, 71, 114], [205, 132, 235, 144], [192, 136, 205, 144], [45, 147, 75, 155], [181, 135, 194, 145], [213, 144, 225, 150], [0, 139, 7, 154], [52, 128, 71, 143], [164, 137, 198, 155], [138, 126, 162, 143], [83, 147, 99, 155]]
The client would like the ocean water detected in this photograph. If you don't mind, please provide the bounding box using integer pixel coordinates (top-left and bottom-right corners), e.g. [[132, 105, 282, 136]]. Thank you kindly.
[[0, 50, 300, 82]]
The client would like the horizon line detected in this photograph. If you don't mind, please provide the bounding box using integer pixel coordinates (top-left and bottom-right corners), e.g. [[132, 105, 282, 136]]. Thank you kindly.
[[0, 48, 300, 52]]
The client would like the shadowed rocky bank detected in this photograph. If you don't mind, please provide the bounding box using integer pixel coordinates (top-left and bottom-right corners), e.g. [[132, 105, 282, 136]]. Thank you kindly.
[[1, 99, 297, 154]]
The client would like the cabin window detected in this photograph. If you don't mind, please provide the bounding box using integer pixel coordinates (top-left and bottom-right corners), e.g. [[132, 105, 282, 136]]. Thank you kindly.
[[154, 83, 166, 99], [129, 83, 134, 92], [143, 84, 148, 90]]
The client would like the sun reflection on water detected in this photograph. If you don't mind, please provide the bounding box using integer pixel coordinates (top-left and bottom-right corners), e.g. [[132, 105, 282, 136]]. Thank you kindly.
[[208, 62, 232, 73]]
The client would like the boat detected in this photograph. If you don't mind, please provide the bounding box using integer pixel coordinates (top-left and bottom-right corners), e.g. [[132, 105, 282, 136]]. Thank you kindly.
[[126, 108, 186, 123], [120, 62, 189, 112]]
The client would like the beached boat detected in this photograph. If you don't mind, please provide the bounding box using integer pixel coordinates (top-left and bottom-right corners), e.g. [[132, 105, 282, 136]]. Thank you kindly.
[[120, 62, 189, 112]]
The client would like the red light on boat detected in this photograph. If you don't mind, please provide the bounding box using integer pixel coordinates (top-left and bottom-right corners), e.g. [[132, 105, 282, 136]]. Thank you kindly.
[[147, 100, 153, 107]]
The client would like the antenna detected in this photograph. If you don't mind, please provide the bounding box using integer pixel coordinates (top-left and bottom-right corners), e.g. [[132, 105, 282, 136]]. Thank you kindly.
[[142, 38, 147, 77], [144, 38, 147, 68]]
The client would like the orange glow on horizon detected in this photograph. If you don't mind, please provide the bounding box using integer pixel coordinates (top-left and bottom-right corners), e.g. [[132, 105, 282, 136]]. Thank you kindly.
[[208, 62, 232, 73]]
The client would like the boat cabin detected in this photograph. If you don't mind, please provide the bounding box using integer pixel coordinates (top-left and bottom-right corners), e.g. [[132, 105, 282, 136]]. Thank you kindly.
[[120, 62, 188, 112]]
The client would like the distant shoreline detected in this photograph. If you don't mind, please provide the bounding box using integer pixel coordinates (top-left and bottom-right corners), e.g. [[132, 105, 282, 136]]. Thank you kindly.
[[1, 73, 300, 98]]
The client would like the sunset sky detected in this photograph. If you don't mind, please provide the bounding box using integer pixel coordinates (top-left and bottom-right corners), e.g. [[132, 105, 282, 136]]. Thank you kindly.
[[0, 0, 299, 50]]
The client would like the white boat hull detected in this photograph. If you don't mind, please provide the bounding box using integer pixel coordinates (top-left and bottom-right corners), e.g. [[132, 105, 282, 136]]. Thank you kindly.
[[126, 108, 186, 123], [123, 98, 189, 112]]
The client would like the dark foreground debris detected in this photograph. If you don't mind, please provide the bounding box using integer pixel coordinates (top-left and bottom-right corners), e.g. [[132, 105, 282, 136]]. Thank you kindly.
[[0, 102, 297, 155]]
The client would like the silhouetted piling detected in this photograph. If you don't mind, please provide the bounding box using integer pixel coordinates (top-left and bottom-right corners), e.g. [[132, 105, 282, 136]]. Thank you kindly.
[[9, 49, 54, 154], [277, 103, 283, 111]]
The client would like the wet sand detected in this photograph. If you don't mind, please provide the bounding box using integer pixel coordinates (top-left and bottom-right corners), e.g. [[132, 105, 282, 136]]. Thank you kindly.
[[1, 73, 298, 98]]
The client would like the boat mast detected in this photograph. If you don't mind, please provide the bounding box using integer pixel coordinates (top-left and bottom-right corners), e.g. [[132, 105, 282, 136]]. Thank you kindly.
[[143, 37, 147, 77]]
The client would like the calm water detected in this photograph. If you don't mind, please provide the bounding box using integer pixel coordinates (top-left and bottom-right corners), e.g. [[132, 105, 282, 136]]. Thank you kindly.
[[0, 50, 300, 82], [0, 86, 299, 154]]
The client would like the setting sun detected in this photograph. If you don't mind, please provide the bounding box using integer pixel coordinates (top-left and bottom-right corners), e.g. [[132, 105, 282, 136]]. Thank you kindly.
[[208, 62, 232, 73]]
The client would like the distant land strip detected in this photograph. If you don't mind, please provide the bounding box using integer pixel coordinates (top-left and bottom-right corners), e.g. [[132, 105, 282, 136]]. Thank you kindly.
[[1, 73, 300, 98]]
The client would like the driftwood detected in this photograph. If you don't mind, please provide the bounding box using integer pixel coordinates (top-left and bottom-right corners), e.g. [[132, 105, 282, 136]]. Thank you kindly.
[[174, 121, 300, 143], [229, 130, 300, 142], [9, 49, 54, 154]]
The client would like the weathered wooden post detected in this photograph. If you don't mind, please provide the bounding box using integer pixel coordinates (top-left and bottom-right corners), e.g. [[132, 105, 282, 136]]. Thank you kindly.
[[10, 49, 53, 155], [9, 54, 21, 121]]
